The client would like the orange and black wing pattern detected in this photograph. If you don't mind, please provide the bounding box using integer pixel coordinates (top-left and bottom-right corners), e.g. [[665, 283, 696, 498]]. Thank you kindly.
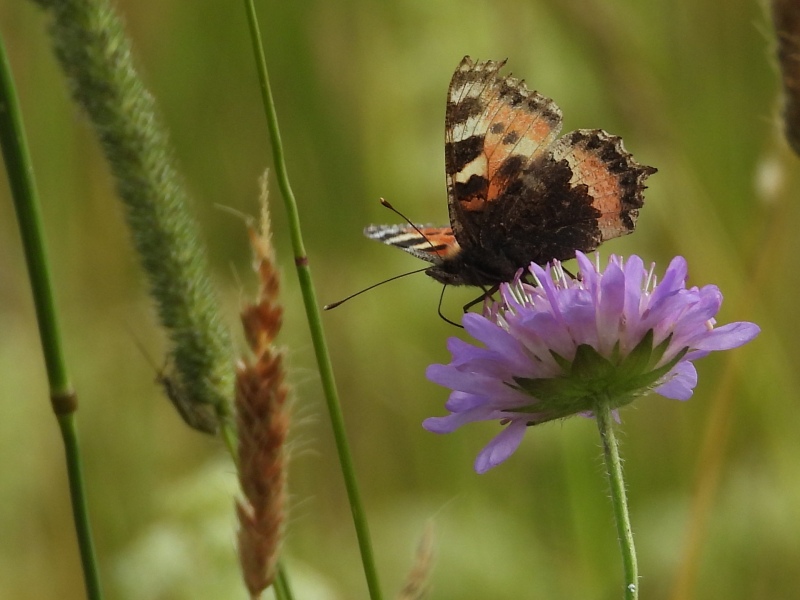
[[364, 224, 460, 264], [365, 57, 656, 288]]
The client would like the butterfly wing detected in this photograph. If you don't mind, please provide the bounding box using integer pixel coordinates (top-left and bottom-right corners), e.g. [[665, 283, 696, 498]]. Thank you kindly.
[[473, 128, 656, 269], [364, 224, 460, 264], [445, 57, 656, 272], [445, 56, 563, 248], [549, 129, 656, 243], [365, 57, 656, 288]]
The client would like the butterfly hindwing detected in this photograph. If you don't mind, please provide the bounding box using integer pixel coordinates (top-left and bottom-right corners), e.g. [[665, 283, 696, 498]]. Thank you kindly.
[[468, 128, 657, 271], [550, 129, 656, 242]]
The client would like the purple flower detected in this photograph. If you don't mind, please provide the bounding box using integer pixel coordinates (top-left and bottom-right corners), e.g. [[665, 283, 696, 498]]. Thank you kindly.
[[424, 253, 760, 473]]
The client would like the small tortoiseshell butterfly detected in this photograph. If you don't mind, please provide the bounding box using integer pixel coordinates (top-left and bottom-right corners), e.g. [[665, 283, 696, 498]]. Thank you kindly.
[[365, 56, 656, 288]]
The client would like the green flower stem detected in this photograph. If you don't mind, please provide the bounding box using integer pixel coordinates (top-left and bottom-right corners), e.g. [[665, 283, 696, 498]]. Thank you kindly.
[[0, 35, 102, 600], [29, 0, 236, 447], [595, 400, 638, 600], [242, 2, 384, 600]]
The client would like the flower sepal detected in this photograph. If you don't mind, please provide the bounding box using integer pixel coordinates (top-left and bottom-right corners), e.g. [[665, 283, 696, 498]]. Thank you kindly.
[[512, 330, 689, 415]]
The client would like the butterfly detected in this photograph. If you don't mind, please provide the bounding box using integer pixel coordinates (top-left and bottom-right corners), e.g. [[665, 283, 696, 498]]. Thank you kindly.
[[365, 56, 656, 289]]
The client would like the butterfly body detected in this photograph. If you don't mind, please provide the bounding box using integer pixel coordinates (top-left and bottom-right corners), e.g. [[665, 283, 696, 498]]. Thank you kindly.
[[365, 57, 656, 288]]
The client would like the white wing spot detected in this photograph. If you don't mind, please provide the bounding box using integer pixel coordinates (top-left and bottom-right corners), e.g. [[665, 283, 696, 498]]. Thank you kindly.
[[454, 154, 488, 184]]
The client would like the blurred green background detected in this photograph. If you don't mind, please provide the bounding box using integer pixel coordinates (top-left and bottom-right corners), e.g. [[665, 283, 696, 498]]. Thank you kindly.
[[0, 0, 792, 598]]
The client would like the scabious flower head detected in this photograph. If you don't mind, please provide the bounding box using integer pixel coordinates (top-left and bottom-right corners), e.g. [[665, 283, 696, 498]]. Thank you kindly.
[[424, 253, 760, 473]]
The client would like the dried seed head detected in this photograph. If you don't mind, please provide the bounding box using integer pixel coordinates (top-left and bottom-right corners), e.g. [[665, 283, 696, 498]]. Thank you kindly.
[[397, 523, 435, 600], [235, 175, 290, 596]]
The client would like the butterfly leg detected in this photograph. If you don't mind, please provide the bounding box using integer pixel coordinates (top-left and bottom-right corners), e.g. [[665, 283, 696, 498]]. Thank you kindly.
[[462, 284, 500, 313], [436, 284, 464, 327]]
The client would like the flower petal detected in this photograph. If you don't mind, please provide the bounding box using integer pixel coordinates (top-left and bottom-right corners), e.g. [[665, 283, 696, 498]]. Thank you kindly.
[[562, 292, 600, 349], [530, 262, 564, 320], [575, 251, 599, 292], [596, 260, 625, 354], [513, 311, 574, 365], [426, 364, 504, 395], [423, 405, 496, 433], [653, 255, 688, 300], [444, 391, 487, 411], [671, 286, 723, 334], [654, 361, 697, 400], [692, 321, 761, 351], [620, 255, 646, 350], [463, 312, 533, 374], [474, 419, 528, 473]]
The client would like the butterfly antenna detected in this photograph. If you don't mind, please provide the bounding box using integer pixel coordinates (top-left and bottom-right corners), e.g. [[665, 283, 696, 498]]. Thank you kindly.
[[324, 267, 428, 310], [124, 325, 164, 372], [380, 198, 440, 254]]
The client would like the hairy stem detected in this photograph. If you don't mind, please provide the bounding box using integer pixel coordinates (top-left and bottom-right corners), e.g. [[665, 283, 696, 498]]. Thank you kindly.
[[596, 401, 638, 600]]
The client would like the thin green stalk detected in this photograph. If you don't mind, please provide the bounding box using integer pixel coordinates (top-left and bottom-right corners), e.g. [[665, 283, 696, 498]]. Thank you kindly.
[[595, 401, 638, 600], [57, 416, 103, 600], [242, 2, 384, 599], [274, 563, 295, 600], [0, 34, 102, 600]]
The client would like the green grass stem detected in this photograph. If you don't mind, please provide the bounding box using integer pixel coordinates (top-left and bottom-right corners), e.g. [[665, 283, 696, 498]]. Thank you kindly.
[[0, 33, 103, 600], [274, 563, 296, 600], [242, 2, 384, 599]]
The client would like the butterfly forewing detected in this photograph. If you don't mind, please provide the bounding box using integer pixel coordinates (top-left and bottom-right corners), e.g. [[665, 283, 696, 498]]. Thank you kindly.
[[445, 56, 563, 246], [364, 224, 459, 264]]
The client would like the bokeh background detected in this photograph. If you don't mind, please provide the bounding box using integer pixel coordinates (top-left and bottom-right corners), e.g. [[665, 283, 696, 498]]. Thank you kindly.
[[0, 0, 793, 598]]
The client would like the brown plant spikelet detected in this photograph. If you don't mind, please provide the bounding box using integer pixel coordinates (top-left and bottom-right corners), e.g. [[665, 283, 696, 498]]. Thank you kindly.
[[773, 0, 800, 156], [235, 175, 289, 598], [396, 523, 435, 600]]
